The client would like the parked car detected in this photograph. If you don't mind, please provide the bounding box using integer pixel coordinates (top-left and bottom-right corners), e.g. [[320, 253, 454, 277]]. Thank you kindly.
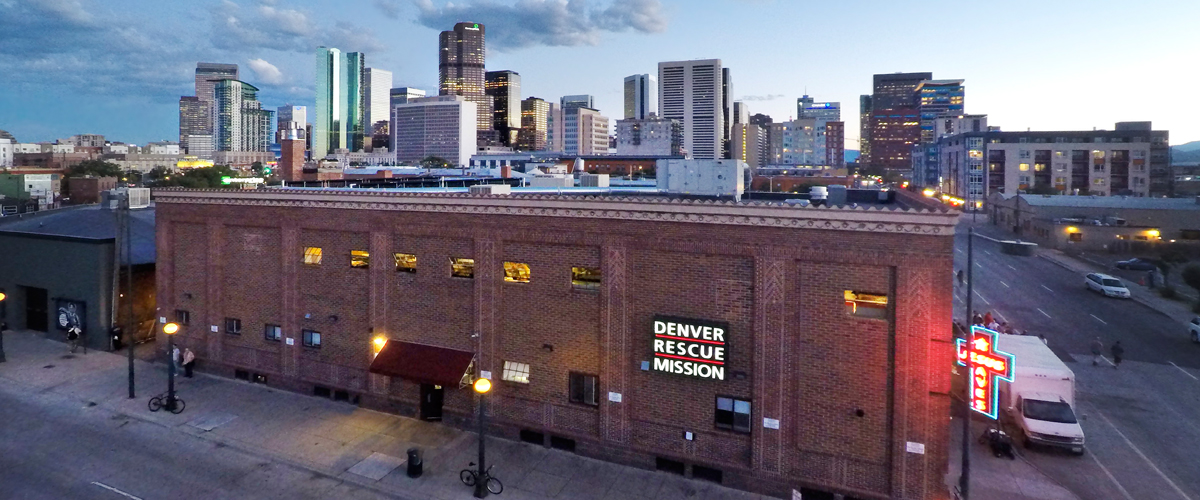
[[1085, 273, 1131, 298], [1189, 317, 1200, 343], [1115, 258, 1158, 271]]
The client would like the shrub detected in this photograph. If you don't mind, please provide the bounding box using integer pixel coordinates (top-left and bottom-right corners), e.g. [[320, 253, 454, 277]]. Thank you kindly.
[[1160, 287, 1178, 299]]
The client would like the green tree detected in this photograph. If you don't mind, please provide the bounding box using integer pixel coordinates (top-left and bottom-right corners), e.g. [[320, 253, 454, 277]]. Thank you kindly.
[[66, 159, 121, 178], [1154, 248, 1189, 287], [250, 161, 264, 175], [419, 156, 452, 169], [1181, 264, 1200, 313]]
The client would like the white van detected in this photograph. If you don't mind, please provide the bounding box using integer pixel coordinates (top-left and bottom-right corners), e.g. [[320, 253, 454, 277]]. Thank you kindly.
[[1085, 273, 1130, 299], [998, 335, 1085, 455]]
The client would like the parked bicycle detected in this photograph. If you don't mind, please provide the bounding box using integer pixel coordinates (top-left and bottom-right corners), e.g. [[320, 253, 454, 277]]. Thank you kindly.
[[147, 392, 186, 414], [460, 462, 503, 494]]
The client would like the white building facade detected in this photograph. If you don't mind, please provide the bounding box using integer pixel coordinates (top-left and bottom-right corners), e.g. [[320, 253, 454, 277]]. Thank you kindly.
[[364, 68, 393, 134], [392, 96, 477, 166], [615, 118, 681, 156], [658, 59, 724, 159]]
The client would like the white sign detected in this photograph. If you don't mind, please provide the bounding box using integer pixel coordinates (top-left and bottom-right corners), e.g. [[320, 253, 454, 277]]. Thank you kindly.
[[23, 174, 52, 182], [159, 316, 167, 323], [792, 489, 803, 500], [210, 325, 218, 333], [906, 441, 926, 455], [285, 338, 294, 346], [683, 431, 694, 441], [481, 370, 492, 380], [608, 392, 622, 403], [651, 315, 729, 381], [763, 418, 780, 429]]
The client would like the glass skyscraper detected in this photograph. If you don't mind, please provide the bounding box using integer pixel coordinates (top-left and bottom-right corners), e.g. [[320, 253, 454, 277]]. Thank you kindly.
[[214, 79, 273, 152], [315, 47, 365, 157], [439, 22, 492, 134]]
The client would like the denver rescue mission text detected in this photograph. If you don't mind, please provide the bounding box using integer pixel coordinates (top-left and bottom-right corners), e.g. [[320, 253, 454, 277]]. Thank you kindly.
[[651, 316, 728, 381]]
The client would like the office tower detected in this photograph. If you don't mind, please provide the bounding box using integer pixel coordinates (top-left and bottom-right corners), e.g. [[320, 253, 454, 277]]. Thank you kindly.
[[559, 106, 610, 155], [797, 96, 841, 122], [214, 79, 273, 152], [615, 117, 682, 156], [178, 96, 210, 154], [364, 68, 393, 136], [547, 103, 562, 153], [392, 96, 477, 166], [859, 95, 872, 167], [722, 67, 733, 158], [623, 74, 656, 120], [390, 87, 426, 108], [769, 119, 825, 166], [658, 59, 724, 159], [749, 113, 773, 168], [518, 97, 550, 151], [195, 63, 239, 103], [826, 121, 845, 168], [731, 123, 766, 169], [314, 47, 366, 157], [916, 80, 965, 143], [867, 72, 931, 172], [795, 95, 842, 167], [485, 70, 521, 147], [561, 95, 594, 111], [439, 22, 492, 135], [732, 101, 748, 126], [276, 105, 307, 143]]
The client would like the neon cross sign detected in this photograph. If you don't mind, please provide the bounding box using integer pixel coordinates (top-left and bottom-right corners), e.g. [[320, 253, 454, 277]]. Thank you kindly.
[[956, 326, 1014, 420]]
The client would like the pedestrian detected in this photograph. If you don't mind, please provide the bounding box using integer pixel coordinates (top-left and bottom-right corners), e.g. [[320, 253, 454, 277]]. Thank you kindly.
[[171, 345, 181, 372], [972, 311, 983, 326], [999, 322, 1011, 334], [66, 326, 81, 353], [183, 348, 196, 378], [983, 311, 994, 326], [987, 320, 1000, 331], [1038, 333, 1047, 345], [957, 269, 964, 286], [1111, 341, 1124, 369], [1090, 338, 1104, 366]]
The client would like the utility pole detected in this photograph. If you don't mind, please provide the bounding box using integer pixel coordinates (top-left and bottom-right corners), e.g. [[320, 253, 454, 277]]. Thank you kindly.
[[961, 227, 975, 499]]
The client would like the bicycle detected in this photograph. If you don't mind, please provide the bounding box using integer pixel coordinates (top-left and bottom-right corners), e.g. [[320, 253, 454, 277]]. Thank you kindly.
[[460, 462, 503, 494], [147, 392, 186, 414]]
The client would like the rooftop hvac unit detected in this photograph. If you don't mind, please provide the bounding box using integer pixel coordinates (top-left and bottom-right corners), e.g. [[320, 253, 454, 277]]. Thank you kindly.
[[468, 184, 512, 195]]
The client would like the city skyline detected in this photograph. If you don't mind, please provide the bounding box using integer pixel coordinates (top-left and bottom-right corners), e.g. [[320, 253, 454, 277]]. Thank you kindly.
[[1, 0, 1198, 149]]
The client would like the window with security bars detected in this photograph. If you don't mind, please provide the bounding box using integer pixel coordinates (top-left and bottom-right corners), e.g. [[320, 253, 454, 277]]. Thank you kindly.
[[502, 361, 530, 384], [303, 247, 322, 265], [715, 397, 752, 433], [451, 258, 475, 278], [503, 262, 531, 283], [569, 372, 598, 406], [571, 266, 601, 290], [351, 250, 370, 268], [844, 290, 888, 320], [394, 253, 416, 273]]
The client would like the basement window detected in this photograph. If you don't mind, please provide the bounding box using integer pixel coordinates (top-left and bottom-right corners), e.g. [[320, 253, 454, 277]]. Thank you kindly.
[[394, 253, 417, 273], [844, 290, 888, 319], [351, 250, 370, 268], [503, 262, 531, 283], [571, 266, 601, 290], [303, 247, 322, 265], [451, 258, 475, 279]]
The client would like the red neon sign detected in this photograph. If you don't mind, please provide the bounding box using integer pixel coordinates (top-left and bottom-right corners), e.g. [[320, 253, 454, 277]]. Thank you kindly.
[[955, 326, 1014, 420]]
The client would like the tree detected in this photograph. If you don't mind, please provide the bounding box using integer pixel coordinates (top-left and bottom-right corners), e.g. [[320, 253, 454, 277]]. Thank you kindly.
[[1181, 264, 1200, 313], [419, 156, 452, 169], [66, 159, 121, 178], [250, 161, 264, 175], [1154, 248, 1189, 287]]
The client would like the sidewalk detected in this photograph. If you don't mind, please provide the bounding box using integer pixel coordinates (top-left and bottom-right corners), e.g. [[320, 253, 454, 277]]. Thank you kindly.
[[0, 330, 773, 500], [944, 414, 1078, 500], [1038, 249, 1197, 325]]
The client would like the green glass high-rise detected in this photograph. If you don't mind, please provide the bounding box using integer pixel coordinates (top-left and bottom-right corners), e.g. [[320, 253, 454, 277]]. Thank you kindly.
[[315, 47, 365, 157]]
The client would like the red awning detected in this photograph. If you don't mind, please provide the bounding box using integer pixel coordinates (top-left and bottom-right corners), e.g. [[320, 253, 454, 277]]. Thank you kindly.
[[369, 340, 476, 388]]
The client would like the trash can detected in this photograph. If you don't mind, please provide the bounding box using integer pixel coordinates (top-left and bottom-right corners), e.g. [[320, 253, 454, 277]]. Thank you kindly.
[[406, 448, 423, 478], [111, 327, 124, 351]]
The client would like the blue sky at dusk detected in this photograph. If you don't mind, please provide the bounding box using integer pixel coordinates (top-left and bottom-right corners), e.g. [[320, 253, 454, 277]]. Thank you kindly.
[[1, 0, 1197, 147]]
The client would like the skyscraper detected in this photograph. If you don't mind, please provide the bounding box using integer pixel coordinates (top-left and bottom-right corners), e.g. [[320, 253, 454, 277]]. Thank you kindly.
[[439, 22, 493, 135], [485, 70, 521, 147], [623, 74, 655, 120], [518, 97, 550, 151], [722, 67, 733, 158], [179, 62, 237, 155], [314, 47, 365, 157], [867, 72, 932, 172], [560, 95, 594, 111], [195, 63, 239, 106], [214, 79, 273, 153], [732, 101, 749, 126], [859, 94, 872, 166], [797, 96, 841, 122], [659, 59, 724, 159], [913, 79, 966, 187], [364, 68, 393, 137], [390, 87, 426, 109], [558, 106, 610, 155], [392, 96, 477, 167]]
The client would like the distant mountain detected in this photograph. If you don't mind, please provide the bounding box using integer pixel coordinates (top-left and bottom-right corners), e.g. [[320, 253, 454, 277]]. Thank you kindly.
[[1174, 141, 1200, 153], [844, 150, 860, 163]]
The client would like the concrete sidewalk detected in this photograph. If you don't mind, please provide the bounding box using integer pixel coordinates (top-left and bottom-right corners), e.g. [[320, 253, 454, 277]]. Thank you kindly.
[[944, 414, 1078, 500], [0, 329, 773, 500]]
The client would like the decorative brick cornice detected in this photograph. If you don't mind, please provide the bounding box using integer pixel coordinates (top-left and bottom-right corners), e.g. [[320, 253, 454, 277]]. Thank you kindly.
[[153, 188, 959, 235]]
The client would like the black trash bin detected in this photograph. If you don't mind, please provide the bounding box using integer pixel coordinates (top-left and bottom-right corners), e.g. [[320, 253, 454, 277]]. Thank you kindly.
[[407, 448, 423, 478], [111, 327, 124, 351]]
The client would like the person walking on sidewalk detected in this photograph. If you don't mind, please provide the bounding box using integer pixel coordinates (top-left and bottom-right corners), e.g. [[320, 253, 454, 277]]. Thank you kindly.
[[183, 348, 196, 378], [66, 326, 81, 354], [1111, 341, 1125, 369], [171, 345, 181, 372], [957, 269, 964, 287], [972, 311, 983, 326], [1091, 338, 1104, 366], [983, 311, 994, 326]]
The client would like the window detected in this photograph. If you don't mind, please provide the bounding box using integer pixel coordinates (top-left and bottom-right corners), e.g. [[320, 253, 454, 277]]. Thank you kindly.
[[224, 318, 242, 335], [1018, 150, 1031, 159], [450, 258, 475, 278], [174, 309, 190, 325], [394, 253, 416, 273], [568, 372, 599, 406], [264, 324, 282, 342], [503, 262, 531, 283], [302, 329, 321, 348], [502, 361, 530, 384], [351, 250, 370, 268], [844, 290, 888, 319], [715, 397, 752, 433], [303, 247, 322, 265], [571, 266, 601, 290], [1069, 233, 1082, 242], [1018, 163, 1030, 171]]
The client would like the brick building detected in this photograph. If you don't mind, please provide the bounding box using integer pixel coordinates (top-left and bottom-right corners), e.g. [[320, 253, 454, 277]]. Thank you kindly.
[[153, 188, 957, 499]]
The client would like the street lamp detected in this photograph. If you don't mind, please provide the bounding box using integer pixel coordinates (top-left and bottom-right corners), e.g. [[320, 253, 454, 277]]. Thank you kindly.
[[473, 376, 492, 498], [0, 290, 7, 363], [163, 322, 180, 412]]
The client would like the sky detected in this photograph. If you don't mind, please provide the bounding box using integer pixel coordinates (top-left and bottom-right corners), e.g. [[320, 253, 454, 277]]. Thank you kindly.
[[2, 0, 1199, 150]]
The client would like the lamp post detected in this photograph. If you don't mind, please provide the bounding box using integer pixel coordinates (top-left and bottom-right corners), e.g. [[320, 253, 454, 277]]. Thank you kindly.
[[163, 322, 180, 412], [960, 227, 976, 499], [0, 291, 7, 363], [472, 376, 492, 498]]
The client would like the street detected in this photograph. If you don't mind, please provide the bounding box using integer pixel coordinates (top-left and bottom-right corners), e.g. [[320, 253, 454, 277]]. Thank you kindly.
[[955, 222, 1200, 500]]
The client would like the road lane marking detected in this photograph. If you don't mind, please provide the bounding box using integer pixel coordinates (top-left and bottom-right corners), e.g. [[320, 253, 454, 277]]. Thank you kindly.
[[1037, 308, 1051, 318], [975, 262, 984, 269], [1041, 284, 1052, 292], [1000, 280, 1010, 288], [973, 291, 990, 304], [1169, 361, 1199, 381], [956, 248, 963, 254], [1090, 314, 1107, 325], [984, 250, 992, 256], [1086, 452, 1136, 500], [993, 310, 1007, 322], [92, 483, 144, 500], [1007, 264, 1017, 271], [1094, 410, 1196, 500]]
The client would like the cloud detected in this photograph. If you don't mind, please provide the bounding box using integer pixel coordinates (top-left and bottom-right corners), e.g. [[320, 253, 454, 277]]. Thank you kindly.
[[374, 0, 403, 19], [247, 58, 284, 84], [412, 0, 669, 51], [740, 94, 786, 101], [209, 0, 385, 54]]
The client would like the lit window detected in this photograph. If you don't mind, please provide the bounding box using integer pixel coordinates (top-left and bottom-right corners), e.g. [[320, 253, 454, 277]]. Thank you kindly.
[[1019, 163, 1030, 171], [302, 329, 321, 348], [394, 253, 416, 273], [225, 318, 242, 335], [303, 247, 322, 265], [264, 324, 282, 342], [503, 261, 531, 283], [569, 372, 599, 406], [845, 290, 888, 319], [351, 250, 370, 268], [571, 266, 601, 290], [502, 361, 530, 384], [451, 258, 475, 278], [715, 397, 752, 434]]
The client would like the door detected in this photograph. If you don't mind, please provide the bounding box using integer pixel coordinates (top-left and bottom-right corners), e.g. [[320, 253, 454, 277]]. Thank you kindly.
[[419, 383, 444, 421], [24, 286, 48, 332]]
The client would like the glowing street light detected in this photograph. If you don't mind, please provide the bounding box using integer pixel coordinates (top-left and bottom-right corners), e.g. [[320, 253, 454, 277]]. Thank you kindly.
[[163, 322, 181, 412], [473, 374, 492, 498]]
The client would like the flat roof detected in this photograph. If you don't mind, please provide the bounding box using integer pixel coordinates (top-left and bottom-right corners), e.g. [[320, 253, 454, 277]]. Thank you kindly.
[[1018, 195, 1200, 211], [0, 204, 156, 264]]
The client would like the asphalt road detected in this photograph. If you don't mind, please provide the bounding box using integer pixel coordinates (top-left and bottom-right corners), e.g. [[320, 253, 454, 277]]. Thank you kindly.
[[955, 224, 1200, 500], [0, 389, 395, 500]]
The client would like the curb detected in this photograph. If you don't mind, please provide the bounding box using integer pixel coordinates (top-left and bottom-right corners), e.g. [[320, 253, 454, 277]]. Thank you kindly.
[[1037, 253, 1176, 320]]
